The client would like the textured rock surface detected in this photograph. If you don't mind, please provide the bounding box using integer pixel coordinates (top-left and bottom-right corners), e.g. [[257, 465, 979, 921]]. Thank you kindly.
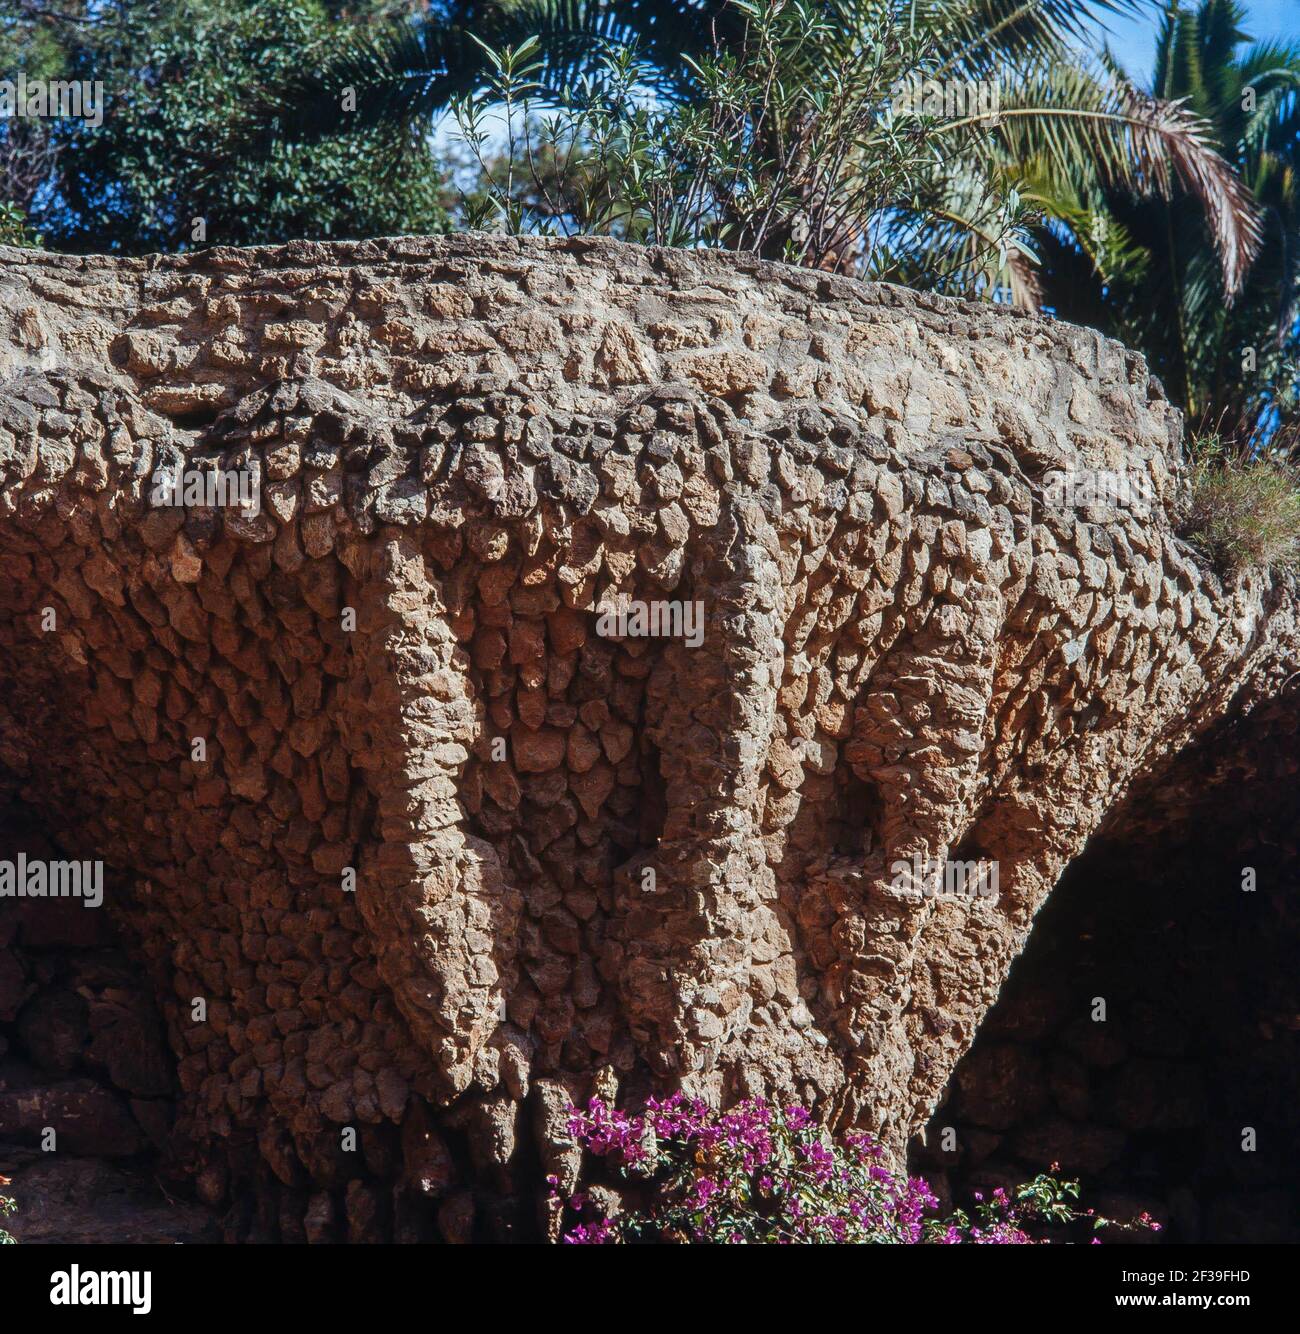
[[0, 234, 1296, 1240]]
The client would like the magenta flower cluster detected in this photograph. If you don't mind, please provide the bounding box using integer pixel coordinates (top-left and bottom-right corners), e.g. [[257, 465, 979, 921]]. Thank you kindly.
[[553, 1093, 1160, 1245]]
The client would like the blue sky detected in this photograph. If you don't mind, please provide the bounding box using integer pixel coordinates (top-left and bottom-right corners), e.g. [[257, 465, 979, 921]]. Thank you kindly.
[[1087, 1, 1296, 79]]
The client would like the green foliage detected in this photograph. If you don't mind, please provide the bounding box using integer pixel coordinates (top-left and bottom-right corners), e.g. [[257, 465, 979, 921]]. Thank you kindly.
[[1183, 437, 1300, 575], [3, 0, 453, 254], [1029, 0, 1300, 452], [0, 0, 64, 244], [450, 3, 1015, 276], [448, 1, 1042, 288], [291, 1, 1257, 306], [0, 200, 42, 247], [290, 0, 1149, 128], [277, 0, 683, 139]]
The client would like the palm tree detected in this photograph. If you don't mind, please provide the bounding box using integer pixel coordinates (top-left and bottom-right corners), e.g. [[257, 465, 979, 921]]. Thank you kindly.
[[282, 1, 732, 129], [1022, 0, 1299, 453], [278, 1, 1261, 308]]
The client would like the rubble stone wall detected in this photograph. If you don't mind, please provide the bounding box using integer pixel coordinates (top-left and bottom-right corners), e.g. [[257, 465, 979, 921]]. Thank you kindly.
[[0, 235, 1295, 1240]]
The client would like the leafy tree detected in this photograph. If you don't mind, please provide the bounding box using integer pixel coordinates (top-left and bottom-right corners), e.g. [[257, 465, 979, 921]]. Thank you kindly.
[[2, 0, 453, 253], [1026, 0, 1300, 453], [0, 0, 67, 242], [282, 0, 1261, 301], [0, 199, 41, 245], [450, 8, 975, 272]]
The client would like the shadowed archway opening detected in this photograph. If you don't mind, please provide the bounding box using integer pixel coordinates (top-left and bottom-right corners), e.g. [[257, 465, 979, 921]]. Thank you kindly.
[[915, 695, 1300, 1243]]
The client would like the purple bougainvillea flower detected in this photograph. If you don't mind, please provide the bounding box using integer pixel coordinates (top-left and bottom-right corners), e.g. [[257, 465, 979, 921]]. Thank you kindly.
[[555, 1093, 1146, 1245]]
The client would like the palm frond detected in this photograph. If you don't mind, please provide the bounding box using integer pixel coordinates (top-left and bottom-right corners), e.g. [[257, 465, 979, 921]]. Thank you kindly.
[[965, 63, 1263, 296], [273, 0, 675, 137], [924, 0, 1147, 79]]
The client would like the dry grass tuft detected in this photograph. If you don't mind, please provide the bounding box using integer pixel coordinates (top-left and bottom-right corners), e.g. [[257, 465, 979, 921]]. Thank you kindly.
[[1183, 444, 1300, 576]]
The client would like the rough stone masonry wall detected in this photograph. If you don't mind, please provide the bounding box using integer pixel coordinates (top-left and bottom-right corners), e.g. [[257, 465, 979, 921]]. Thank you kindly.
[[0, 234, 1296, 1240]]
